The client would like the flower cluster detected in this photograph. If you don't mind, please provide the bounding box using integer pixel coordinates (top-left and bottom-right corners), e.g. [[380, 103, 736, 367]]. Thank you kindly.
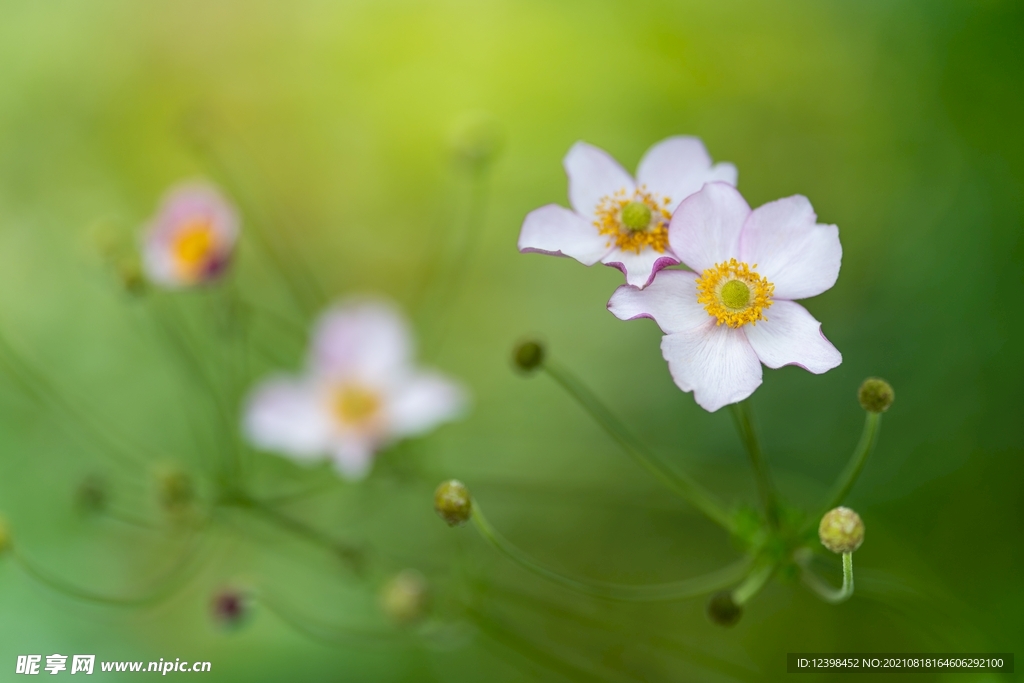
[[519, 137, 843, 411]]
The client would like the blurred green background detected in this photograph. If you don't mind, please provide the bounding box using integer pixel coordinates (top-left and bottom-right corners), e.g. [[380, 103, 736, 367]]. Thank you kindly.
[[0, 0, 1021, 680]]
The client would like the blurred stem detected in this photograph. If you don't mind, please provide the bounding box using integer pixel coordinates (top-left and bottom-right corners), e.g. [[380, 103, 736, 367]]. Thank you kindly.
[[729, 401, 780, 530], [471, 502, 750, 601], [731, 562, 775, 606], [542, 360, 733, 531], [258, 591, 399, 647], [800, 552, 854, 604], [821, 412, 881, 514]]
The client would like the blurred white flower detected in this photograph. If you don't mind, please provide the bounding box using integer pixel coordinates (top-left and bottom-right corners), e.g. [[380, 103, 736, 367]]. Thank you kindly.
[[244, 299, 467, 479], [518, 136, 736, 288], [141, 182, 238, 287], [609, 182, 842, 412]]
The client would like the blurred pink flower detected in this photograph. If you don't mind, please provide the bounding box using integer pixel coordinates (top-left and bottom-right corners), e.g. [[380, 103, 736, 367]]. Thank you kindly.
[[609, 182, 842, 412], [141, 182, 238, 287], [518, 136, 736, 288], [244, 299, 467, 479]]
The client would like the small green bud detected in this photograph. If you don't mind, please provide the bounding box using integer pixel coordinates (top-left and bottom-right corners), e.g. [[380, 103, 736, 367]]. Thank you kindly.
[[620, 201, 652, 231], [434, 479, 472, 527], [858, 378, 894, 413], [211, 586, 251, 629], [449, 111, 503, 170], [116, 257, 147, 295], [512, 340, 545, 374], [706, 591, 742, 627], [819, 506, 864, 554], [0, 517, 11, 556], [156, 468, 195, 514], [380, 569, 430, 624], [75, 475, 108, 515]]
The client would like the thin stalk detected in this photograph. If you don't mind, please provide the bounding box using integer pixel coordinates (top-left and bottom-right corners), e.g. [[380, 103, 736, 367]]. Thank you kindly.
[[729, 401, 780, 530], [821, 412, 881, 513], [800, 552, 854, 604], [731, 562, 775, 606], [543, 360, 733, 531], [258, 592, 398, 647], [471, 502, 749, 602]]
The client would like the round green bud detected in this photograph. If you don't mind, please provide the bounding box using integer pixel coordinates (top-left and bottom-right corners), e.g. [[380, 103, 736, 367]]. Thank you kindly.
[[117, 257, 147, 295], [75, 475, 108, 515], [512, 340, 545, 374], [434, 479, 472, 527], [720, 280, 751, 309], [620, 201, 652, 231], [706, 591, 742, 627], [449, 111, 503, 170], [156, 468, 195, 514], [380, 569, 430, 624], [858, 378, 894, 413], [818, 506, 864, 554]]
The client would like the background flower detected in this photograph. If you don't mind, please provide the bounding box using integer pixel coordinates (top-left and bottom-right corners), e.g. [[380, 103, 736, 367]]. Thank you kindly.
[[518, 136, 735, 288]]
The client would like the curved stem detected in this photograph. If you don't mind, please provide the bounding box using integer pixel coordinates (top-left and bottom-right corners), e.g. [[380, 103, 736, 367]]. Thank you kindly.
[[257, 591, 398, 647], [729, 401, 780, 530], [542, 360, 733, 532], [800, 552, 854, 604], [822, 412, 881, 513], [731, 562, 775, 606], [471, 502, 749, 601]]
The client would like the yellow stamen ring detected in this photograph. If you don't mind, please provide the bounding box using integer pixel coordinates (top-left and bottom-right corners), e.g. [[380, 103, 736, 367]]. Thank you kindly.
[[696, 258, 774, 328], [593, 187, 672, 254], [172, 220, 219, 280], [332, 385, 382, 427]]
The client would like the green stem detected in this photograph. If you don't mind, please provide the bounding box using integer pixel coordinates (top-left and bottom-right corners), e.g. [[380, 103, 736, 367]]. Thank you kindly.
[[471, 502, 749, 601], [731, 562, 775, 605], [257, 591, 398, 647], [543, 360, 733, 531], [822, 412, 881, 513], [729, 401, 780, 529], [800, 552, 854, 604]]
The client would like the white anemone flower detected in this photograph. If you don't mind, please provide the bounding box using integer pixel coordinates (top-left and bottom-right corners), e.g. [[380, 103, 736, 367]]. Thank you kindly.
[[608, 182, 842, 412], [244, 299, 467, 479], [141, 182, 238, 287], [518, 136, 736, 288]]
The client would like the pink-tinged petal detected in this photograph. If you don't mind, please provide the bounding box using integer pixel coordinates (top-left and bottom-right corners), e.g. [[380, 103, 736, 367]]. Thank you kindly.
[[601, 248, 679, 288], [636, 136, 736, 209], [388, 371, 467, 439], [564, 141, 635, 220], [243, 377, 332, 460], [738, 195, 841, 300], [608, 270, 709, 334], [518, 204, 613, 266], [660, 322, 763, 412], [311, 299, 413, 381], [331, 438, 375, 480], [743, 300, 842, 373], [668, 182, 751, 273]]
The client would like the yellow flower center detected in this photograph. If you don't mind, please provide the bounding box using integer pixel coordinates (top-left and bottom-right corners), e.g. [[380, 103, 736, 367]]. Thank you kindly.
[[332, 385, 381, 427], [172, 221, 218, 278], [696, 258, 774, 328], [594, 187, 671, 254]]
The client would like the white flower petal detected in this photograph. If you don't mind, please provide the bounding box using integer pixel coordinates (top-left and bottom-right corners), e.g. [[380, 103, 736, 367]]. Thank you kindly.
[[243, 377, 332, 460], [636, 136, 736, 209], [331, 438, 375, 480], [744, 300, 842, 373], [311, 299, 413, 381], [668, 182, 751, 273], [660, 322, 763, 412], [600, 248, 679, 288], [388, 371, 467, 439], [608, 270, 709, 334], [738, 195, 841, 300], [564, 141, 635, 220], [518, 204, 613, 266]]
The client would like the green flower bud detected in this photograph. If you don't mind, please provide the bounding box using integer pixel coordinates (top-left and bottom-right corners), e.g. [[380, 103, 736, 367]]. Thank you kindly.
[[449, 111, 503, 170], [858, 378, 894, 413], [380, 569, 430, 624], [0, 517, 11, 556], [434, 479, 472, 527], [156, 467, 195, 514], [706, 591, 742, 627], [818, 506, 864, 554], [116, 257, 147, 295], [512, 340, 545, 374], [75, 475, 108, 515]]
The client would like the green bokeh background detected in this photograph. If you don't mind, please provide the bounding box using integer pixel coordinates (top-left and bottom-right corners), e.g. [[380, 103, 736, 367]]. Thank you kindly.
[[0, 0, 1021, 680]]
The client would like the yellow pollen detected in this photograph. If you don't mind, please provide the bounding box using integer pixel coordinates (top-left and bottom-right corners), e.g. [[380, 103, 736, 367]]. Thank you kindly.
[[172, 221, 218, 277], [696, 258, 774, 328], [593, 186, 671, 254], [332, 385, 381, 426]]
